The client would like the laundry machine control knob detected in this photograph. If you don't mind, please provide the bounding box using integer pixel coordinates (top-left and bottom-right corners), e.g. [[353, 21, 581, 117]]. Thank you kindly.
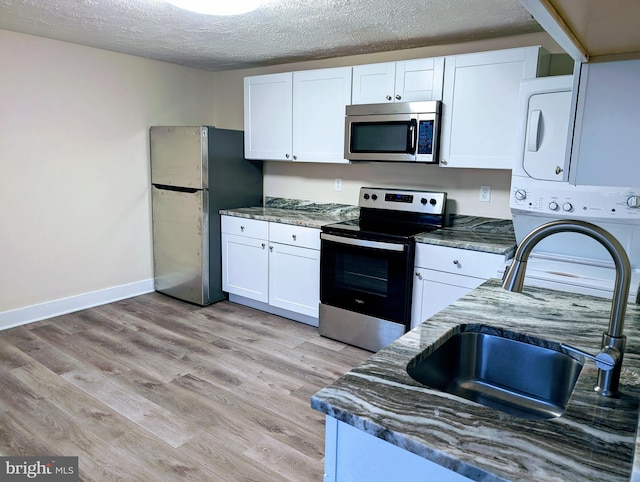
[[562, 202, 573, 212], [627, 195, 640, 208], [514, 189, 527, 201], [548, 201, 559, 211]]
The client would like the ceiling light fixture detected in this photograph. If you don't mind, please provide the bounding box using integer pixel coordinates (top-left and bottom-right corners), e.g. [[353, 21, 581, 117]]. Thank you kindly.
[[166, 0, 262, 16]]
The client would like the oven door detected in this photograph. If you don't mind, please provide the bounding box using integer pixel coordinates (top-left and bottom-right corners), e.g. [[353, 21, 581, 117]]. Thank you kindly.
[[320, 232, 414, 325]]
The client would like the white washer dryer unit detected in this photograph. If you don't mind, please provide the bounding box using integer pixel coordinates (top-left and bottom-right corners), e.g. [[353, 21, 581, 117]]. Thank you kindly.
[[505, 74, 640, 302], [506, 176, 640, 303]]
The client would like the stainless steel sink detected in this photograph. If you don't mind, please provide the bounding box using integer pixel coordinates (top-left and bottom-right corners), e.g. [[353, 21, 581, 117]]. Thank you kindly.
[[406, 325, 585, 420]]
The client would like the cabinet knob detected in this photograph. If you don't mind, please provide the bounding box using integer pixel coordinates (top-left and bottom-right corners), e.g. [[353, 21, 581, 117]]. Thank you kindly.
[[453, 260, 459, 265], [285, 153, 290, 159], [555, 165, 564, 175], [386, 95, 392, 101], [240, 226, 245, 232], [293, 155, 297, 160], [395, 94, 401, 100], [292, 234, 297, 241], [440, 159, 448, 166], [269, 246, 273, 252], [261, 243, 266, 249], [415, 272, 423, 280]]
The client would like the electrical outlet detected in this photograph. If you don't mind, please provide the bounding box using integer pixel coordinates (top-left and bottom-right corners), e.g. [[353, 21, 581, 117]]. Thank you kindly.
[[334, 178, 343, 192], [479, 185, 491, 202]]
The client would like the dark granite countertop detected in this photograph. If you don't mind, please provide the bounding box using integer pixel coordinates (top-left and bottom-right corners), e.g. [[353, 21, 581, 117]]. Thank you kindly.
[[221, 199, 516, 255], [219, 197, 359, 229], [311, 279, 640, 481], [415, 215, 517, 257]]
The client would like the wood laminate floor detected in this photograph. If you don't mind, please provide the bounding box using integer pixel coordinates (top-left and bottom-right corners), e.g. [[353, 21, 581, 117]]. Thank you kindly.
[[0, 293, 370, 481]]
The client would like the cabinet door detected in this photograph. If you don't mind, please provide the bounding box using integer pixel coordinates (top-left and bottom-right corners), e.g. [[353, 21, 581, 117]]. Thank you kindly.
[[411, 268, 483, 328], [440, 47, 541, 169], [244, 73, 293, 160], [394, 57, 445, 102], [522, 90, 572, 181], [326, 418, 472, 482], [292, 67, 352, 163], [572, 59, 640, 187], [268, 243, 320, 318], [221, 233, 269, 302], [351, 62, 396, 104]]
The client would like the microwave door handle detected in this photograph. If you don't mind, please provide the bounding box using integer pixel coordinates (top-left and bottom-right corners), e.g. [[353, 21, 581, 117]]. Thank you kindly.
[[409, 119, 417, 154]]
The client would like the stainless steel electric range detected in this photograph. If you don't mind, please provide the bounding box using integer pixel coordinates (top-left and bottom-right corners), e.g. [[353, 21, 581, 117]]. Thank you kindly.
[[319, 187, 448, 352]]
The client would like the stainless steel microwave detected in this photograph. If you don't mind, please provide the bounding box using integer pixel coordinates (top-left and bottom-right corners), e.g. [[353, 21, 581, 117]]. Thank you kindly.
[[344, 101, 442, 163]]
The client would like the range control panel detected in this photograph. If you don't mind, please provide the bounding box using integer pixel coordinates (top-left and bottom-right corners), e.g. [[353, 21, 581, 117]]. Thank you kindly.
[[511, 177, 640, 221], [359, 187, 447, 215]]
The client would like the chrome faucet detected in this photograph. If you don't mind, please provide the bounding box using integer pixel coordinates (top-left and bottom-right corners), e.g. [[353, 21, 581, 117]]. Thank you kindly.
[[502, 219, 631, 397]]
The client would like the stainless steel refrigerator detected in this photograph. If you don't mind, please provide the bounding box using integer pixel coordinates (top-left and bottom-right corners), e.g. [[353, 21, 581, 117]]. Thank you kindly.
[[150, 126, 262, 305]]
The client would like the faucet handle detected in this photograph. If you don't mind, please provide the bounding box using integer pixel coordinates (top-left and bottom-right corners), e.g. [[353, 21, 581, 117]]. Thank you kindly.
[[560, 343, 617, 371]]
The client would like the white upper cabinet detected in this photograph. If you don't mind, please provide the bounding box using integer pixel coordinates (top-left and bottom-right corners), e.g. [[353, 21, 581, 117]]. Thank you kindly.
[[244, 67, 352, 163], [244, 73, 293, 161], [351, 57, 445, 104], [292, 67, 353, 163], [440, 46, 547, 169]]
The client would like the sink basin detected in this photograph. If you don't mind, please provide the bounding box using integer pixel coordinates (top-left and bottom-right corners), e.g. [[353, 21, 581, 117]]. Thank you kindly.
[[406, 324, 584, 420]]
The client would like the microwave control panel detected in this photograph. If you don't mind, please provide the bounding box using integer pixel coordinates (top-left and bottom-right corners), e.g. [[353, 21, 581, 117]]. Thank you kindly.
[[417, 120, 434, 155]]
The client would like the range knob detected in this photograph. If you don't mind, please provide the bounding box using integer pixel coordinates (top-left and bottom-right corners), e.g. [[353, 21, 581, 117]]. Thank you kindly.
[[420, 197, 428, 205], [562, 202, 573, 212], [627, 195, 640, 208], [430, 198, 437, 206], [548, 201, 559, 211], [371, 194, 378, 201], [363, 193, 370, 200], [514, 189, 527, 201]]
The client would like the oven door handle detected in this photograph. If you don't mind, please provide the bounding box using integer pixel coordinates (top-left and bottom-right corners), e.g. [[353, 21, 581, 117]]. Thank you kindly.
[[320, 233, 407, 252]]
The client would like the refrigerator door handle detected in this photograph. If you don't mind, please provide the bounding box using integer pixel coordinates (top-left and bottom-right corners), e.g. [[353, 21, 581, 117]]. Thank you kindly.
[[153, 184, 200, 194]]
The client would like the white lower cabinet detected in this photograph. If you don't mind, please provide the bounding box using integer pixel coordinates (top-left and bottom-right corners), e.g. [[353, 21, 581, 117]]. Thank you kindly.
[[269, 242, 320, 318], [411, 243, 508, 328], [221, 232, 269, 303], [323, 416, 471, 482], [221, 215, 320, 326]]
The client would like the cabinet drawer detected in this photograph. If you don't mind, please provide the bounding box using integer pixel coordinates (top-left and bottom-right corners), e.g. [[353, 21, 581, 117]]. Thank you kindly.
[[415, 243, 504, 279], [221, 216, 268, 239], [269, 223, 320, 250]]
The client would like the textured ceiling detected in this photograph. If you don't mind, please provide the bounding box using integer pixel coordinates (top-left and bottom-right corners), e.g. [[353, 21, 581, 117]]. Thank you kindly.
[[0, 0, 542, 71]]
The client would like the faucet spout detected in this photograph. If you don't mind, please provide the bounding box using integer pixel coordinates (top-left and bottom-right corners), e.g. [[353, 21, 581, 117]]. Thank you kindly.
[[502, 219, 632, 396]]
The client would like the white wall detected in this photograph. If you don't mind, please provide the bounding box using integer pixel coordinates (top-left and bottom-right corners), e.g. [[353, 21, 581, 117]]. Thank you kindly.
[[0, 29, 214, 320], [211, 32, 564, 218]]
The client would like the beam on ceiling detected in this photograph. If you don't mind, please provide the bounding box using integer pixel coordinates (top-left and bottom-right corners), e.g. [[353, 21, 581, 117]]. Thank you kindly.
[[519, 0, 588, 62]]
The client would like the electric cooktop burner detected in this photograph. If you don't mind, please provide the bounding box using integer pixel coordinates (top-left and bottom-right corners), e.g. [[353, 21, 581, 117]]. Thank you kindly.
[[322, 187, 449, 241], [322, 218, 443, 240]]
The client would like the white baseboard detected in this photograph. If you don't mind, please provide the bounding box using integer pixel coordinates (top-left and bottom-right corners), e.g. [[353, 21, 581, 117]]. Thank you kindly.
[[0, 279, 155, 331]]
